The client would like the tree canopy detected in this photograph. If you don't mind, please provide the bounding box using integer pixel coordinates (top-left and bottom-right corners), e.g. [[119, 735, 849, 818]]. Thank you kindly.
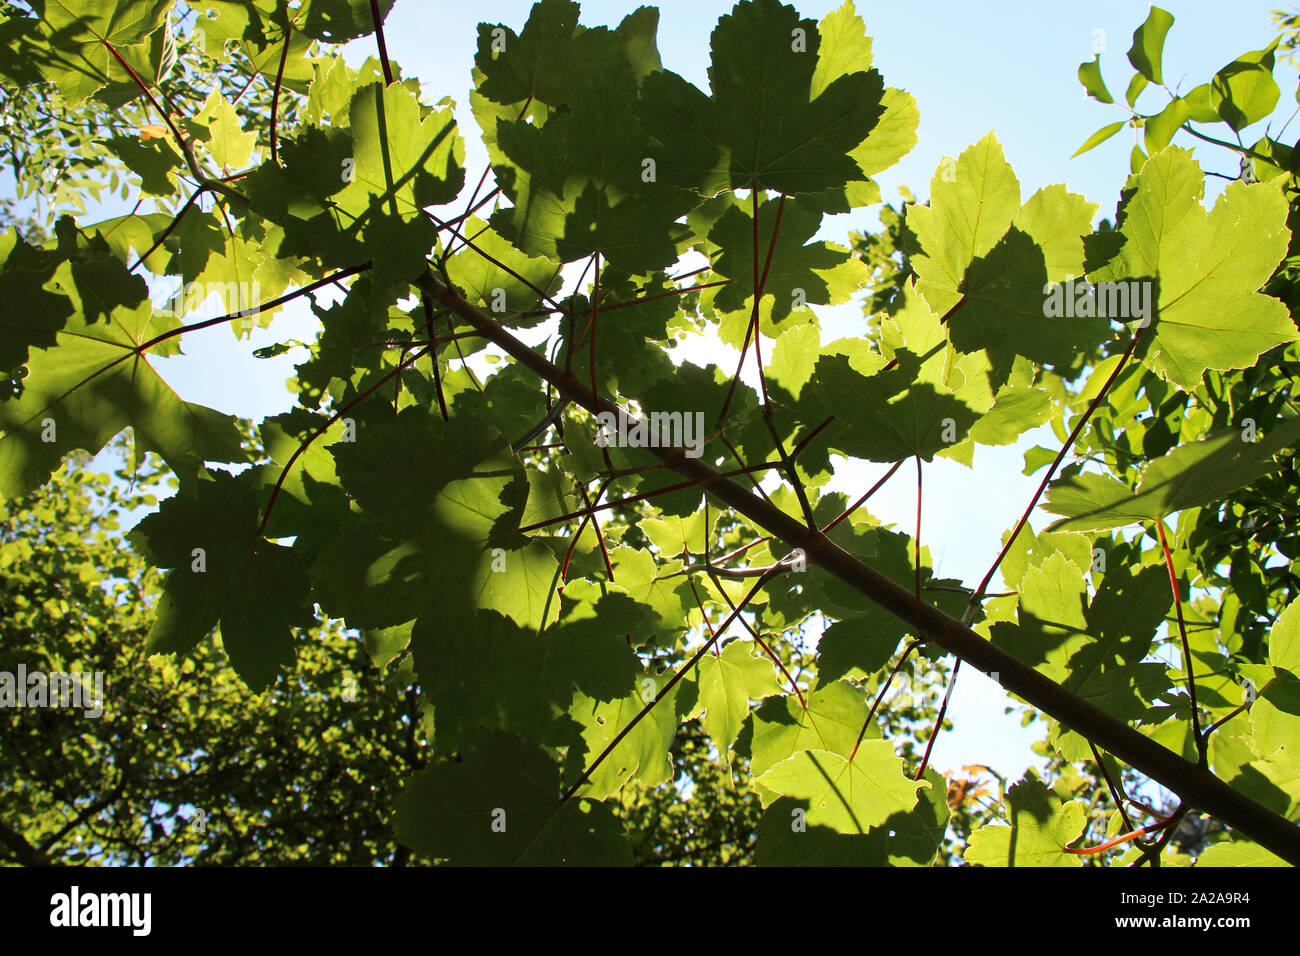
[[1, 0, 1298, 867]]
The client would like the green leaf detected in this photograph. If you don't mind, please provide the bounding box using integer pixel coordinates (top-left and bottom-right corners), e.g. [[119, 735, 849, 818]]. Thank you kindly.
[[571, 668, 684, 799], [1126, 72, 1150, 108], [1072, 120, 1126, 158], [293, 276, 393, 406], [415, 605, 640, 748], [911, 133, 1021, 318], [293, 0, 396, 44], [806, 282, 996, 461], [1251, 670, 1300, 764], [30, 0, 172, 103], [1065, 564, 1171, 720], [707, 195, 868, 331], [550, 593, 649, 701], [0, 297, 244, 498], [1078, 56, 1113, 104], [615, 6, 663, 82], [362, 620, 411, 670], [911, 133, 1105, 366], [445, 216, 561, 321], [194, 90, 258, 170], [1144, 97, 1189, 152], [1127, 7, 1175, 85], [335, 81, 465, 220], [847, 86, 919, 182], [710, 0, 883, 193], [887, 767, 953, 866], [997, 523, 1093, 591], [362, 209, 439, 293], [1182, 83, 1221, 122], [815, 604, 908, 685], [487, 33, 692, 273], [312, 409, 560, 638], [639, 511, 708, 556], [1089, 148, 1297, 389], [689, 639, 781, 756], [755, 765, 950, 865], [1022, 444, 1057, 475], [1129, 142, 1147, 173], [798, 6, 915, 211], [757, 742, 925, 833], [991, 555, 1171, 724], [1269, 597, 1300, 672], [474, 0, 591, 108], [754, 796, 879, 865], [750, 680, 867, 778], [766, 320, 821, 401], [393, 728, 631, 865], [1045, 416, 1300, 532], [989, 552, 1088, 675], [1248, 599, 1300, 763], [104, 135, 183, 196], [1211, 45, 1281, 132], [638, 0, 885, 195], [969, 386, 1052, 446], [809, 1, 872, 99], [0, 230, 74, 373], [1196, 840, 1290, 867], [601, 546, 691, 640], [128, 471, 313, 690], [965, 772, 1087, 866]]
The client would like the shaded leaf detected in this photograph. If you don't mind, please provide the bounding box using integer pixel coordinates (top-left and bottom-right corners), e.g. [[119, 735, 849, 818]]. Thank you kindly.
[[393, 728, 631, 865]]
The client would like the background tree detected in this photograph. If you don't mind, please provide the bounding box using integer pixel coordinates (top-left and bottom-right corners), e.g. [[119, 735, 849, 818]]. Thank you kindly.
[[0, 437, 432, 865]]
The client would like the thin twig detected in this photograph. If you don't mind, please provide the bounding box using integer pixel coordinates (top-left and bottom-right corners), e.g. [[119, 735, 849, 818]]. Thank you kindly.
[[965, 325, 1145, 613], [822, 460, 904, 534], [1089, 740, 1137, 835], [369, 0, 394, 84], [560, 567, 789, 803], [137, 264, 370, 351], [422, 286, 449, 421], [849, 640, 920, 761], [1156, 520, 1206, 766], [269, 23, 292, 164]]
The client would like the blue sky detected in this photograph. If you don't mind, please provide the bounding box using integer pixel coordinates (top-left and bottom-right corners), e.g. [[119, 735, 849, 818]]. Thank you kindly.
[[8, 0, 1297, 782]]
